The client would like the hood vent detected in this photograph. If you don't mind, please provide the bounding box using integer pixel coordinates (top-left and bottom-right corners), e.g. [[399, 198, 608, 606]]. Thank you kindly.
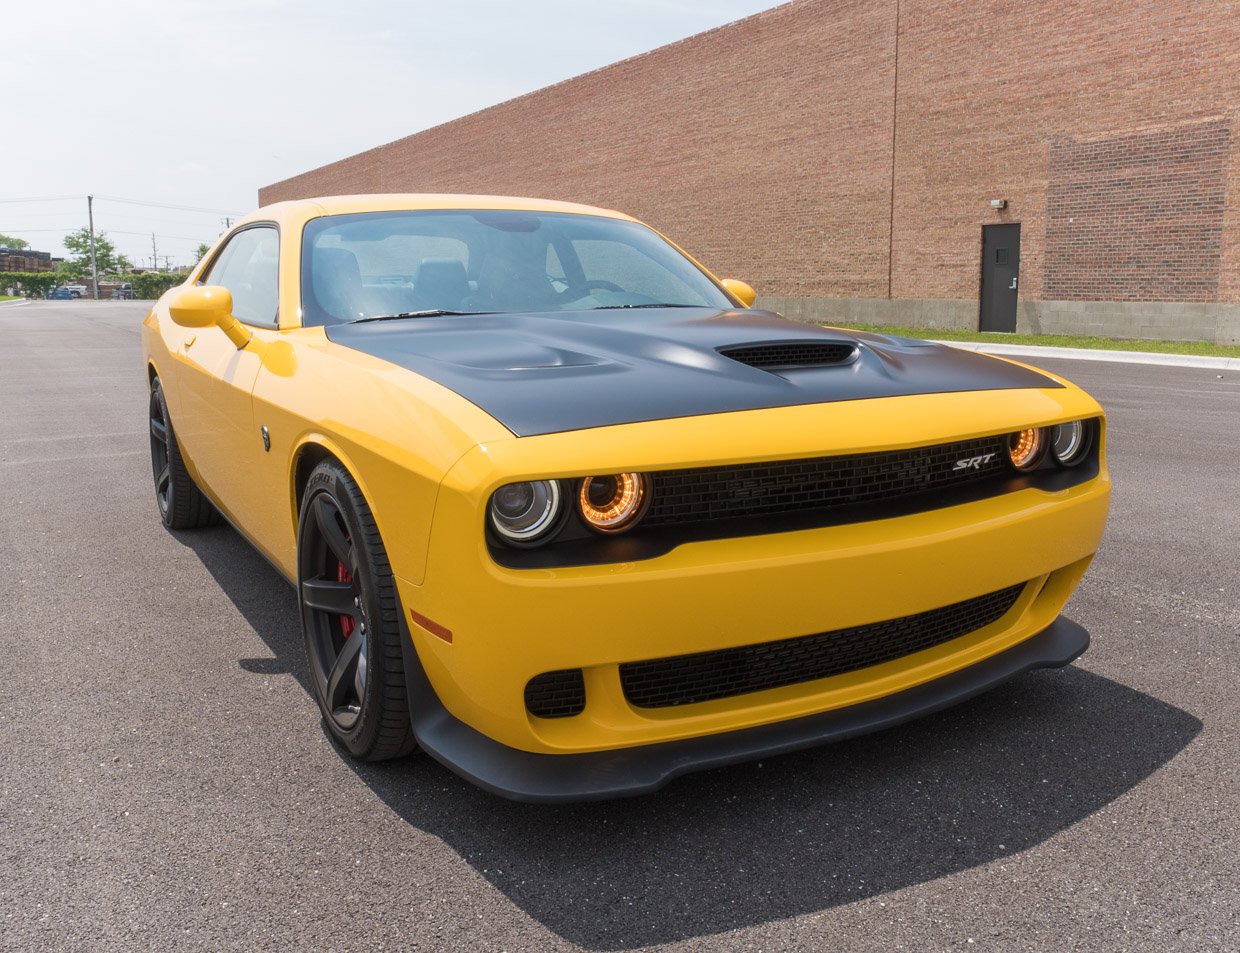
[[719, 340, 858, 371]]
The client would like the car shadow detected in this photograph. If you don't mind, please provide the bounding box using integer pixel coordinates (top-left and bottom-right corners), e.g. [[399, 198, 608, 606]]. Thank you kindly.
[[180, 524, 1201, 951]]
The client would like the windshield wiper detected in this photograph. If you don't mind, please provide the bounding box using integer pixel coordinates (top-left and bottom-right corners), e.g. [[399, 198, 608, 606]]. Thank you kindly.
[[349, 309, 495, 324], [589, 303, 705, 310]]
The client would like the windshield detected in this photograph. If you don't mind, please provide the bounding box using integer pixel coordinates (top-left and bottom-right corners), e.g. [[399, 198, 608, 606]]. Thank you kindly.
[[299, 209, 733, 326]]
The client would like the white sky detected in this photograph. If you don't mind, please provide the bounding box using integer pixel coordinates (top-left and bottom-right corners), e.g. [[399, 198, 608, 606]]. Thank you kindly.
[[1, 0, 777, 268]]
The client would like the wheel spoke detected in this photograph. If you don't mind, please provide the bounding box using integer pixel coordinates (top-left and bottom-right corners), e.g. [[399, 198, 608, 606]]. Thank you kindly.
[[157, 464, 170, 493], [314, 496, 353, 566], [326, 632, 363, 712], [301, 579, 356, 616], [150, 416, 168, 443]]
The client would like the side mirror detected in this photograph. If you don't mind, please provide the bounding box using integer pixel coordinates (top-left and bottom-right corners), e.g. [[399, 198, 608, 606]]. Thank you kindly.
[[720, 278, 757, 309], [167, 284, 251, 349]]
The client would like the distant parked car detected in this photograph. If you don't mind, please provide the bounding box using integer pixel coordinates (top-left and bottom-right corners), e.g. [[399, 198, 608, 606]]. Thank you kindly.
[[64, 284, 87, 298], [48, 287, 75, 300], [111, 284, 135, 300]]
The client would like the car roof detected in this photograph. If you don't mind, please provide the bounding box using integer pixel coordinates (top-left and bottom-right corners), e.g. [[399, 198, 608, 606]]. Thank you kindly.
[[244, 194, 637, 227]]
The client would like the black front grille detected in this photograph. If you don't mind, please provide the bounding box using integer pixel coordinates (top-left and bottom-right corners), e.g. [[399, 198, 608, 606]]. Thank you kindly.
[[720, 341, 857, 369], [644, 435, 1009, 527], [525, 669, 586, 718], [620, 584, 1026, 709]]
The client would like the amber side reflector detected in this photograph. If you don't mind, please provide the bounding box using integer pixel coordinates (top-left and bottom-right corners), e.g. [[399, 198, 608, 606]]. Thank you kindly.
[[410, 608, 453, 644]]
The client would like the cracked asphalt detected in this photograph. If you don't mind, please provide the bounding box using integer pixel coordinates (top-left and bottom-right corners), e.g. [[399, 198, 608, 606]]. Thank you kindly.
[[2, 300, 1236, 952]]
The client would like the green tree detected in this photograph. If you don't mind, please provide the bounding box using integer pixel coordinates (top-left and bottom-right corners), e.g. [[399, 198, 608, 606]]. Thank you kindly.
[[57, 258, 85, 279], [193, 242, 212, 263], [0, 233, 31, 250], [62, 228, 132, 276]]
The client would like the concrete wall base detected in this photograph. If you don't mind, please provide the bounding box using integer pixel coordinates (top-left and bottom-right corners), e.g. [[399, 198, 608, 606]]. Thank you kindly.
[[757, 296, 1240, 346]]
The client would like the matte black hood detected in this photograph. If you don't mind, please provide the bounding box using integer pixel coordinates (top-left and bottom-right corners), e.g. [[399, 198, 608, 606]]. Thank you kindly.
[[325, 307, 1059, 436]]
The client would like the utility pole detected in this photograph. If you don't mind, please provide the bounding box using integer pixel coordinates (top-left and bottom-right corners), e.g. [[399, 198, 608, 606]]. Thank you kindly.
[[87, 195, 99, 299], [151, 233, 158, 272]]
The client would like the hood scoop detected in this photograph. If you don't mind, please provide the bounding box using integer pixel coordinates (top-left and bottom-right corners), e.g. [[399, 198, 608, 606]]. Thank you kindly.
[[718, 340, 859, 371]]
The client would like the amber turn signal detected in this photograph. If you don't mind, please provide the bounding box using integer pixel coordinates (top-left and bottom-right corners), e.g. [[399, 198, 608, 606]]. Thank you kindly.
[[578, 473, 650, 533]]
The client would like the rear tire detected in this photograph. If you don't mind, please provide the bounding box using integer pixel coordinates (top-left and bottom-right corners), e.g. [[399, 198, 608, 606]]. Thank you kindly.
[[149, 379, 220, 530], [297, 459, 416, 761]]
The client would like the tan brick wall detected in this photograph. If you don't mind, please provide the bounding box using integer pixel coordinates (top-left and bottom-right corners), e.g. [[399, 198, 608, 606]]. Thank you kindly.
[[262, 0, 1240, 308]]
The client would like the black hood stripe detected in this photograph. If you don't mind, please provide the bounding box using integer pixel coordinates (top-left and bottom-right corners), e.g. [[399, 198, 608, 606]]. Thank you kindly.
[[326, 308, 1060, 436]]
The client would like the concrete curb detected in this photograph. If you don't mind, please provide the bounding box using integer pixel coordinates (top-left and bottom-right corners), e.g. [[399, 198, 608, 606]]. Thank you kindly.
[[0, 298, 31, 309], [931, 339, 1240, 371]]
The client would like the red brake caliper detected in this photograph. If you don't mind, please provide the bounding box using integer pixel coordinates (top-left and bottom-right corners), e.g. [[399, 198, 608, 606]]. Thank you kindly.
[[337, 560, 355, 638]]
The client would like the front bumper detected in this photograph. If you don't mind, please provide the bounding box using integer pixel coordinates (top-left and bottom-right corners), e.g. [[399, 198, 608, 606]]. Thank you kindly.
[[398, 609, 1090, 803], [393, 388, 1110, 759]]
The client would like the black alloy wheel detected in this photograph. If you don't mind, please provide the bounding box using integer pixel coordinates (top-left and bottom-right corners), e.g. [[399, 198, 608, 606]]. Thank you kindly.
[[148, 379, 219, 530], [297, 459, 415, 760], [150, 389, 172, 519]]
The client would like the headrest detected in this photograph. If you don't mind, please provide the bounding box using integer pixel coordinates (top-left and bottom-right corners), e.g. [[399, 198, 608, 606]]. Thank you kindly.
[[415, 258, 469, 305], [312, 247, 364, 324]]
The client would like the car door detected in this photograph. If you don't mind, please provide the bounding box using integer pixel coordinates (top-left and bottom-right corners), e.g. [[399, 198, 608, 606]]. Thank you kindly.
[[173, 224, 280, 533]]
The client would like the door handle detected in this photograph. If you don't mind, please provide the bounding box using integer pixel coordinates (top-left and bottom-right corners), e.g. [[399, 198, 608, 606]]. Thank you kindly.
[[1008, 277, 1018, 291]]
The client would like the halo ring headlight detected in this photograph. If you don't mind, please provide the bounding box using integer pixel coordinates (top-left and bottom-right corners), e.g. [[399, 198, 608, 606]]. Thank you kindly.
[[1007, 428, 1047, 472], [1050, 420, 1090, 466], [578, 473, 650, 534], [489, 480, 562, 545]]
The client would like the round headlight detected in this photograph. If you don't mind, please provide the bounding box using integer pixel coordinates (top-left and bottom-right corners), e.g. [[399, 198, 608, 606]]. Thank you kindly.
[[578, 473, 650, 534], [1007, 428, 1046, 471], [1050, 420, 1089, 466], [489, 480, 562, 544]]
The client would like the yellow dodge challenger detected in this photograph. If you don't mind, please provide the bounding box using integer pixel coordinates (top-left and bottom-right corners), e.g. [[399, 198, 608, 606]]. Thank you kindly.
[[143, 195, 1110, 801]]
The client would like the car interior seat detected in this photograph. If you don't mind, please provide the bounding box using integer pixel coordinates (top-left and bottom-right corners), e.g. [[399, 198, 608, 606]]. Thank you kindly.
[[414, 258, 469, 311], [312, 247, 366, 324]]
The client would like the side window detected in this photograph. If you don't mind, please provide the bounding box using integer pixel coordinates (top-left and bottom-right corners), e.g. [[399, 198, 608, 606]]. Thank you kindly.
[[203, 226, 280, 327]]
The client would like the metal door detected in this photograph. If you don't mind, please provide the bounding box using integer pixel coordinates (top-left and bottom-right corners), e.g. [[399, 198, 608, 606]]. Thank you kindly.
[[979, 224, 1020, 332]]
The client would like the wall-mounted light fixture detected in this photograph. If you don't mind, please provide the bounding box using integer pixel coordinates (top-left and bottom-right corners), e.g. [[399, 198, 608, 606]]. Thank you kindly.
[[990, 199, 1008, 210]]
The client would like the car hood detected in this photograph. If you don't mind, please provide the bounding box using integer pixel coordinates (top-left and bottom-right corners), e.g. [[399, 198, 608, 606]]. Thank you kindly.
[[325, 307, 1059, 437]]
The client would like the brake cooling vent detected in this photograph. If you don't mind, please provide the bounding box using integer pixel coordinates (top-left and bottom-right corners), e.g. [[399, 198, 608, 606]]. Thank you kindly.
[[525, 669, 586, 718], [619, 583, 1026, 708], [719, 341, 858, 370]]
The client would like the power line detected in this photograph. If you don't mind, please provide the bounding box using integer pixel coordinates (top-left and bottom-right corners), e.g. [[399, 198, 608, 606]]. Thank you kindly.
[[2, 210, 221, 229], [1, 195, 243, 215], [0, 195, 80, 204], [1, 227, 211, 243], [94, 195, 243, 216]]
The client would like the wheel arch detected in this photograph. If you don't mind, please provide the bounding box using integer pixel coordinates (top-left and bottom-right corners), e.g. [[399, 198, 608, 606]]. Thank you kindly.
[[290, 435, 377, 534]]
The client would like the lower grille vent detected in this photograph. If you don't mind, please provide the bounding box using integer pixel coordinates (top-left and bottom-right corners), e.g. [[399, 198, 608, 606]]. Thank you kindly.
[[525, 669, 586, 718], [620, 584, 1026, 709]]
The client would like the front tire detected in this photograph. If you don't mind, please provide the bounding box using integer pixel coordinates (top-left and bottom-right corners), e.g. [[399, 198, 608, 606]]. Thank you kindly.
[[297, 459, 416, 761], [149, 379, 220, 530]]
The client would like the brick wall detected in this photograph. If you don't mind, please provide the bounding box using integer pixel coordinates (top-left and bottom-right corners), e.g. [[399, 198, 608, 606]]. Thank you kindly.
[[262, 0, 1240, 315], [1044, 121, 1230, 302]]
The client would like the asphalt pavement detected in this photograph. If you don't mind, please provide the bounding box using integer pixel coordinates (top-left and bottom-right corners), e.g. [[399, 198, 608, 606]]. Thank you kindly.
[[2, 300, 1237, 952]]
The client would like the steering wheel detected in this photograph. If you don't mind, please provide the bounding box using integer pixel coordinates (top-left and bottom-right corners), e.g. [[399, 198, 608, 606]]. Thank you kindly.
[[579, 279, 625, 293], [556, 278, 625, 302]]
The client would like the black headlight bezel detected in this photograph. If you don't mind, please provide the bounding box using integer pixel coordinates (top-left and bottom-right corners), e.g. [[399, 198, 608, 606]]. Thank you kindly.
[[486, 479, 569, 548], [487, 418, 1103, 567], [1004, 418, 1099, 475]]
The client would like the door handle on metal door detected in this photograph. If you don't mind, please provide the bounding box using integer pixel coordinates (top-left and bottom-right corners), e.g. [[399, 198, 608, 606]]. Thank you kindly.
[[1008, 277, 1018, 290]]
